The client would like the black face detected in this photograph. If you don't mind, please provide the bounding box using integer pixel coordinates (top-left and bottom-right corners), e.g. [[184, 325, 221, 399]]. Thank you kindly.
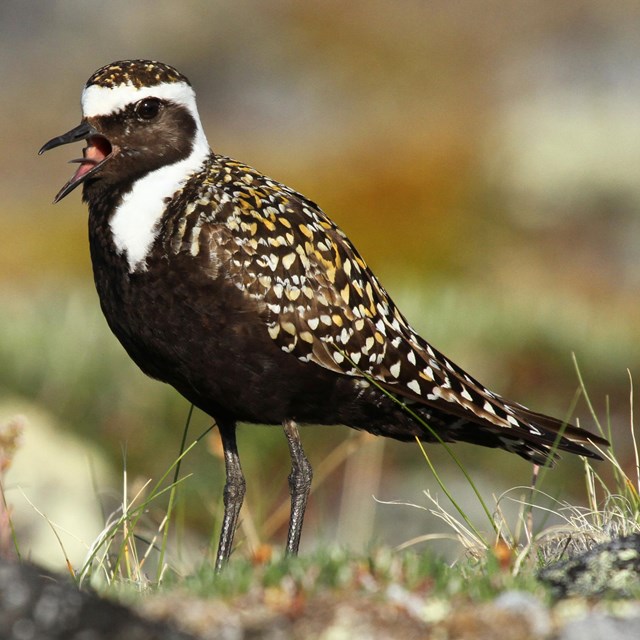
[[92, 97, 197, 182], [39, 96, 199, 203]]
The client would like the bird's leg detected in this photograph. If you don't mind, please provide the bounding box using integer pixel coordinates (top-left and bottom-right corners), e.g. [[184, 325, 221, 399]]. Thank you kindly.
[[283, 419, 313, 556], [214, 419, 246, 572]]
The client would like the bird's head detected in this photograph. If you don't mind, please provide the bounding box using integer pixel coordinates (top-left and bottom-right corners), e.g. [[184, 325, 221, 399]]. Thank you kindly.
[[39, 59, 210, 203]]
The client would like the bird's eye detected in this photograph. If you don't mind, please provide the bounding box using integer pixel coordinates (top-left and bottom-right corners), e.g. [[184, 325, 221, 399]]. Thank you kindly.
[[135, 98, 161, 120]]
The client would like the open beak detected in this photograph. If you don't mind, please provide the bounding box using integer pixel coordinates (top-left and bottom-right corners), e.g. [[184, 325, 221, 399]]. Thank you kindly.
[[39, 121, 113, 203]]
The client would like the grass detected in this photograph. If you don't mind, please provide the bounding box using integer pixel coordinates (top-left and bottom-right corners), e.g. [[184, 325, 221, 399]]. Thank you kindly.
[[2, 285, 640, 634], [388, 361, 639, 588], [173, 547, 453, 600], [19, 360, 629, 611]]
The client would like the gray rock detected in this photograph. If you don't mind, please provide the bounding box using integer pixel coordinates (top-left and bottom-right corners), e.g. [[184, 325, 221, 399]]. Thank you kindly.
[[494, 590, 552, 636], [559, 610, 640, 640], [538, 533, 640, 598], [0, 557, 196, 640]]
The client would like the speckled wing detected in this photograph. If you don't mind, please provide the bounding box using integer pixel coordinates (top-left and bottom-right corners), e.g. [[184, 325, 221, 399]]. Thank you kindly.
[[186, 157, 601, 451], [184, 160, 510, 426]]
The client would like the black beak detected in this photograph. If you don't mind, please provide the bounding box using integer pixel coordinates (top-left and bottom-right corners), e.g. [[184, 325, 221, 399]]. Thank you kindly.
[[39, 121, 111, 203], [39, 121, 98, 155]]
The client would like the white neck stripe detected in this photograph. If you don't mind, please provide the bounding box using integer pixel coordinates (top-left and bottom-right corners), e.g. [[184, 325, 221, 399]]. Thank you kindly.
[[109, 139, 210, 272], [81, 81, 196, 118], [100, 80, 212, 272]]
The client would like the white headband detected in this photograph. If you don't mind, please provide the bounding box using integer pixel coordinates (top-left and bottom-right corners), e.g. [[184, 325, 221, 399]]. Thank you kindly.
[[81, 81, 198, 118]]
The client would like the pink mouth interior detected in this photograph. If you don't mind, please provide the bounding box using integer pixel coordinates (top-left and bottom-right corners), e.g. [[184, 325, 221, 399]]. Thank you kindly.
[[71, 136, 112, 182]]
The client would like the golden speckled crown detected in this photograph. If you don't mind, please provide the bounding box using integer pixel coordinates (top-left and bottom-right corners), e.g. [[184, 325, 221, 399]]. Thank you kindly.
[[85, 59, 190, 89]]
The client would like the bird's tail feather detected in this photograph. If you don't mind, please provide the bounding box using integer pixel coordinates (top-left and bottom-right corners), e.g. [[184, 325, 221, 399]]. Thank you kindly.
[[413, 401, 608, 465]]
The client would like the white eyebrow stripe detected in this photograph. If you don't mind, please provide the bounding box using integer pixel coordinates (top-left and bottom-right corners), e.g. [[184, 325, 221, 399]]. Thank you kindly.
[[81, 81, 197, 118]]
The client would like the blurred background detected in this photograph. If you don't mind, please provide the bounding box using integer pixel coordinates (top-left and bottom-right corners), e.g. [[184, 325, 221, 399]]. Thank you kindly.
[[1, 0, 639, 570]]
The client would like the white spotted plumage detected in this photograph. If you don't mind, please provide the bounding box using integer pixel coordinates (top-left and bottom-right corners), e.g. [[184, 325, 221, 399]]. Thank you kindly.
[[41, 60, 607, 575], [67, 60, 605, 463], [157, 151, 551, 441]]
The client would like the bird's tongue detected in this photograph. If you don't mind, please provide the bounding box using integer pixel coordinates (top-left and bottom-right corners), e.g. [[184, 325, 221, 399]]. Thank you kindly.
[[71, 141, 108, 182]]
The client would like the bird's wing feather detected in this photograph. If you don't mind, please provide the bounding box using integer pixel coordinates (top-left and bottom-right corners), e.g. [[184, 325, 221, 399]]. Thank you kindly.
[[189, 158, 606, 454]]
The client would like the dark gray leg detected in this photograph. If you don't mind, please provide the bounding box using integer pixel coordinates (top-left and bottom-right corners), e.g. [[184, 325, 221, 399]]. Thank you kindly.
[[214, 419, 246, 572], [283, 419, 313, 556]]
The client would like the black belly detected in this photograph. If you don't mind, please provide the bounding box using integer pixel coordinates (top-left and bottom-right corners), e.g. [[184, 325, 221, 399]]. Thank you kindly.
[[90, 247, 419, 439], [86, 223, 442, 447]]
